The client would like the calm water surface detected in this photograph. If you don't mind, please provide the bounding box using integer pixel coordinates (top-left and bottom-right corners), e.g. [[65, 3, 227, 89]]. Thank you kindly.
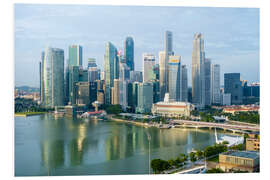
[[15, 114, 227, 176]]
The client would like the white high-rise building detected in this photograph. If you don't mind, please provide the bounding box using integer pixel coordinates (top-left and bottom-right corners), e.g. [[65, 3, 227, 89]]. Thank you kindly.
[[192, 33, 206, 108], [143, 53, 155, 82], [168, 56, 181, 101], [211, 64, 221, 104]]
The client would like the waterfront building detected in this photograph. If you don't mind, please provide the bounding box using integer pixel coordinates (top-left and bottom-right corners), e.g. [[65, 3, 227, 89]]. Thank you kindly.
[[124, 37, 134, 71], [152, 93, 193, 117], [204, 58, 211, 106], [112, 79, 120, 105], [242, 82, 260, 104], [218, 151, 259, 172], [152, 80, 160, 103], [120, 81, 128, 110], [40, 47, 65, 108], [159, 51, 167, 101], [224, 73, 243, 104], [180, 65, 188, 102], [104, 42, 119, 104], [222, 105, 259, 114], [192, 33, 206, 108], [89, 82, 98, 105], [68, 45, 82, 66], [130, 71, 143, 82], [168, 55, 181, 101], [75, 82, 90, 106], [211, 64, 221, 104], [136, 82, 153, 113], [143, 53, 155, 82]]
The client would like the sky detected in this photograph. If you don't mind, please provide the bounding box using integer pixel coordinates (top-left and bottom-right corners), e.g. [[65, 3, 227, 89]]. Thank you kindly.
[[14, 4, 260, 87]]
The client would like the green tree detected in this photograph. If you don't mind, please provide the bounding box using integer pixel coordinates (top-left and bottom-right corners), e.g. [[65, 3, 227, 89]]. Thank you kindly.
[[151, 159, 170, 174], [195, 150, 204, 160], [206, 168, 225, 173], [189, 152, 197, 162]]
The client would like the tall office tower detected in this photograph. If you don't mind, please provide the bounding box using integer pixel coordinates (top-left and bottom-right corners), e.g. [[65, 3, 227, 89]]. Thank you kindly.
[[124, 37, 134, 71], [127, 82, 133, 109], [89, 81, 98, 105], [40, 47, 64, 108], [104, 42, 119, 104], [165, 31, 173, 57], [112, 79, 120, 105], [192, 33, 206, 107], [130, 71, 143, 82], [136, 82, 153, 113], [40, 52, 44, 103], [143, 53, 155, 82], [100, 71, 105, 80], [153, 64, 160, 80], [132, 82, 139, 110], [68, 45, 82, 66], [88, 58, 97, 68], [152, 81, 160, 103], [97, 90, 105, 104], [68, 66, 80, 104], [211, 64, 221, 105], [75, 82, 90, 106], [88, 58, 98, 82], [168, 55, 181, 101], [180, 65, 188, 102], [120, 81, 128, 110], [224, 73, 243, 104], [159, 51, 167, 100], [119, 63, 130, 81], [204, 58, 211, 106]]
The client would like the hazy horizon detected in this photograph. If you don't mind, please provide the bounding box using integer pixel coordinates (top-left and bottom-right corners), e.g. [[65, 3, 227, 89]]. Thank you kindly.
[[15, 4, 260, 88]]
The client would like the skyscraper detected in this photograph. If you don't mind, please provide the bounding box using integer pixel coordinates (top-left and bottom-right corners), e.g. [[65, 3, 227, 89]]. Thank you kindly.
[[165, 31, 173, 56], [159, 51, 167, 100], [68, 45, 82, 66], [180, 65, 188, 102], [192, 33, 206, 107], [143, 53, 155, 82], [112, 79, 120, 105], [136, 82, 153, 113], [104, 42, 119, 104], [124, 37, 134, 71], [204, 58, 211, 106], [211, 64, 221, 104], [224, 73, 243, 104], [40, 47, 65, 108], [168, 55, 181, 101]]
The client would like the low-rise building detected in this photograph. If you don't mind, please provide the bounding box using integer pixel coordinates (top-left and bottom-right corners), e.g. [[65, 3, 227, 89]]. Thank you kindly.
[[152, 93, 193, 117], [218, 151, 259, 172], [246, 135, 260, 151], [223, 105, 259, 114]]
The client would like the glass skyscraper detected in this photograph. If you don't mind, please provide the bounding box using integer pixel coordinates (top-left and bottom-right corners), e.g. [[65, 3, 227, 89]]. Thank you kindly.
[[211, 64, 221, 104], [224, 73, 243, 104], [192, 33, 206, 107], [124, 37, 134, 71], [68, 45, 82, 66], [40, 47, 65, 108], [168, 56, 181, 101], [104, 42, 119, 104], [143, 53, 155, 82]]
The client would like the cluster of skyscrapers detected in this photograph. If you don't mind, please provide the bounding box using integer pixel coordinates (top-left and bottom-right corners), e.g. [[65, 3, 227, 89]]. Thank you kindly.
[[39, 31, 259, 112]]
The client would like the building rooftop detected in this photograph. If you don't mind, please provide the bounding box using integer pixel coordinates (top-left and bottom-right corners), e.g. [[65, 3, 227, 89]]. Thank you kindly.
[[222, 151, 259, 160]]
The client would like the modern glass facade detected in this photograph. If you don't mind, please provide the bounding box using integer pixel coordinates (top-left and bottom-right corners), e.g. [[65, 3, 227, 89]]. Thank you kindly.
[[124, 37, 134, 71], [136, 82, 153, 113], [224, 73, 243, 104], [180, 65, 188, 102], [104, 42, 119, 104], [211, 64, 221, 104], [192, 33, 206, 107], [168, 56, 181, 101], [41, 47, 65, 108], [143, 53, 155, 82], [68, 45, 82, 66]]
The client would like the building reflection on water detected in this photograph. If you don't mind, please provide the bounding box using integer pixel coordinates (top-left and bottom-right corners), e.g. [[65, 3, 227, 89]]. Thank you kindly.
[[35, 114, 219, 175]]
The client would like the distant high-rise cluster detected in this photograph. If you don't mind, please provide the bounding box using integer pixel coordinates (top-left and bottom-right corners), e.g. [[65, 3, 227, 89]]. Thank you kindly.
[[39, 31, 257, 111]]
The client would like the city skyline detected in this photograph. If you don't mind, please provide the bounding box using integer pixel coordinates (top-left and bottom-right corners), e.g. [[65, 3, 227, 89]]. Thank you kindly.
[[15, 4, 259, 87]]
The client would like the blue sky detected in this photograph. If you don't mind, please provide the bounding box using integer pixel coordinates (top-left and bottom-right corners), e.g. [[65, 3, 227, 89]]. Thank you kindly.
[[14, 4, 259, 87]]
